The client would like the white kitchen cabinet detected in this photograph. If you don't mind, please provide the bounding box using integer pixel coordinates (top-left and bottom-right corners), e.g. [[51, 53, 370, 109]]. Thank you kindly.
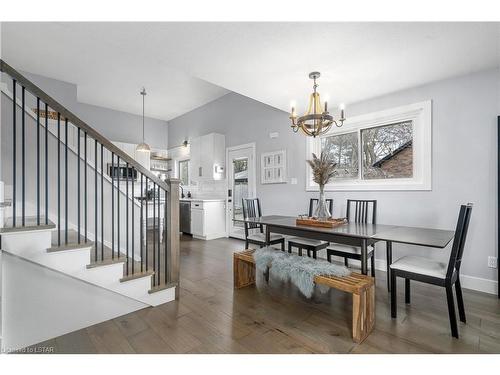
[[189, 133, 225, 183], [190, 200, 226, 240]]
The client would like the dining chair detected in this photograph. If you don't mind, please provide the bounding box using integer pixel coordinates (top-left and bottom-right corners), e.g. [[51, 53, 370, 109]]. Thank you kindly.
[[327, 199, 377, 276], [390, 203, 473, 338], [242, 198, 285, 250], [287, 198, 334, 258]]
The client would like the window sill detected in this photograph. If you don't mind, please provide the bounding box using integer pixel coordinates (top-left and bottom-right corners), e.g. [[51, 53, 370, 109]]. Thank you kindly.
[[306, 180, 431, 192]]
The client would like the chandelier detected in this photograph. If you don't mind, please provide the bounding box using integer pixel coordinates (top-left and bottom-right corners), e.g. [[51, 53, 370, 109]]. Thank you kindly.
[[289, 72, 345, 137]]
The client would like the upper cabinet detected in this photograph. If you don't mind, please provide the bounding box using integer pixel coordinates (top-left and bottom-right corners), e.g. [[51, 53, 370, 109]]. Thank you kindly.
[[189, 133, 225, 183]]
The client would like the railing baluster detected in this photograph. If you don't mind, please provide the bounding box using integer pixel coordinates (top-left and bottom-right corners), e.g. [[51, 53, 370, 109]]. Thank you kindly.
[[36, 97, 40, 225], [95, 139, 98, 261], [101, 144, 104, 260], [164, 189, 168, 284], [84, 132, 88, 242], [12, 79, 16, 227], [153, 182, 156, 286], [126, 162, 129, 274], [117, 156, 120, 259], [111, 152, 115, 259], [145, 177, 148, 272], [140, 174, 144, 273], [65, 118, 68, 244], [57, 113, 61, 246], [45, 103, 48, 225], [157, 184, 161, 285], [21, 86, 25, 226], [131, 167, 135, 274], [78, 128, 81, 243]]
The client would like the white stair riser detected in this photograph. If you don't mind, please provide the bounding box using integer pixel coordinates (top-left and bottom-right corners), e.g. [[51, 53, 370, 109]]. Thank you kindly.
[[1, 230, 52, 257], [35, 250, 91, 274], [76, 263, 125, 286], [114, 277, 152, 299]]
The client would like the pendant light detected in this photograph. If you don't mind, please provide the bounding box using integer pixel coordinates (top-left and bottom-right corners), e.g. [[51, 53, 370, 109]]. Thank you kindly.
[[136, 87, 151, 152]]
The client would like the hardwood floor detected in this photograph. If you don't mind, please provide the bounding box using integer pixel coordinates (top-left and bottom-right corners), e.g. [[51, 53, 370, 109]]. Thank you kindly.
[[26, 235, 500, 354]]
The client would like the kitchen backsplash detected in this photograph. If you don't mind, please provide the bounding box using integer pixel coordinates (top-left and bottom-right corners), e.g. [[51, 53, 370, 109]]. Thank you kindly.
[[184, 179, 227, 199]]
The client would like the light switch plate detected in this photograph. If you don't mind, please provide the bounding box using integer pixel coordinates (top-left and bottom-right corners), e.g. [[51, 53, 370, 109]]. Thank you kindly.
[[487, 256, 497, 268], [269, 132, 279, 139], [290, 178, 298, 185]]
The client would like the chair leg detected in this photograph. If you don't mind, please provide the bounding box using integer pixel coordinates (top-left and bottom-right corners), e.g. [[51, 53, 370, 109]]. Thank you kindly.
[[288, 242, 292, 254], [370, 255, 375, 277], [405, 279, 410, 304], [312, 250, 317, 259], [327, 252, 332, 263], [298, 248, 302, 256], [391, 271, 397, 318], [307, 249, 311, 257], [446, 285, 459, 338], [281, 239, 285, 251], [455, 278, 466, 323], [344, 258, 349, 267]]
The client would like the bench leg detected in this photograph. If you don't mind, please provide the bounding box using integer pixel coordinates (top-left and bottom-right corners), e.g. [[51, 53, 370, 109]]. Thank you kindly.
[[352, 283, 375, 344], [233, 256, 256, 289]]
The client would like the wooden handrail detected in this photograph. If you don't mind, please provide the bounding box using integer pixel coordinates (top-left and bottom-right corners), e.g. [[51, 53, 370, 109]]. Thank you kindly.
[[0, 59, 169, 192]]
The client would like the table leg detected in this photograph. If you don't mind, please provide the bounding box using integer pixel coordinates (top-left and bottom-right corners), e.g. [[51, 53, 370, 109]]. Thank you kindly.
[[265, 225, 270, 247], [386, 241, 393, 292], [361, 239, 368, 275]]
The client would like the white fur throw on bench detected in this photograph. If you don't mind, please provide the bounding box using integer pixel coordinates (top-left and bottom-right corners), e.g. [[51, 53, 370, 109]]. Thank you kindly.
[[253, 247, 351, 298]]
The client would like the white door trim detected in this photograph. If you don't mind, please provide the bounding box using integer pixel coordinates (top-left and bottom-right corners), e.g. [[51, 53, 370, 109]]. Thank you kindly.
[[226, 143, 257, 238]]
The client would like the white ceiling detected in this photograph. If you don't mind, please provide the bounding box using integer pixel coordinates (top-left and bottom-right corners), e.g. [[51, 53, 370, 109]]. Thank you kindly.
[[2, 22, 499, 121]]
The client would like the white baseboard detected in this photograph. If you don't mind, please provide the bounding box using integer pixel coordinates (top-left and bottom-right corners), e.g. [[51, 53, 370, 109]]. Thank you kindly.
[[459, 274, 498, 295]]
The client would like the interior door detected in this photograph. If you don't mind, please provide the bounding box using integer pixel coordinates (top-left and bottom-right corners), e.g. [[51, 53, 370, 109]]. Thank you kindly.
[[227, 145, 256, 239]]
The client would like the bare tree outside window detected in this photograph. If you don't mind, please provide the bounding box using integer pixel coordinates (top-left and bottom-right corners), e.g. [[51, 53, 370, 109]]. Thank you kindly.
[[321, 132, 359, 179], [361, 121, 413, 179]]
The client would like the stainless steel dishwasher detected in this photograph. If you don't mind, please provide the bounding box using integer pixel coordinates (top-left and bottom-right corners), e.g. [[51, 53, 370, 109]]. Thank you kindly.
[[180, 201, 192, 234]]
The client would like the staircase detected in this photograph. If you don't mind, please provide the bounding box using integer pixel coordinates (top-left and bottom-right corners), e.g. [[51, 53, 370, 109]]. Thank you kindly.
[[0, 60, 180, 307]]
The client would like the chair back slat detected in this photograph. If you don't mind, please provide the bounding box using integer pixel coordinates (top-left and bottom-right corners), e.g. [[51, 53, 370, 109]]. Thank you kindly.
[[308, 198, 334, 217], [346, 199, 377, 224], [242, 198, 263, 233], [446, 204, 473, 279]]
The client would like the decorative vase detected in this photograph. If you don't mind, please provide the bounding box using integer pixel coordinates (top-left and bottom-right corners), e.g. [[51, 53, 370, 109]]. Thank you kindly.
[[314, 185, 331, 220]]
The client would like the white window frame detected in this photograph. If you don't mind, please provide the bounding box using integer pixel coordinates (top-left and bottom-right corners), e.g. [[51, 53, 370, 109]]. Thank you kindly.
[[178, 158, 190, 186], [306, 101, 432, 191]]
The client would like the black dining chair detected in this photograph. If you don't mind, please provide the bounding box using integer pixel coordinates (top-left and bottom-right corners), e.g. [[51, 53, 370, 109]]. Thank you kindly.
[[242, 198, 285, 250], [327, 199, 377, 276], [390, 203, 473, 338], [288, 198, 334, 258]]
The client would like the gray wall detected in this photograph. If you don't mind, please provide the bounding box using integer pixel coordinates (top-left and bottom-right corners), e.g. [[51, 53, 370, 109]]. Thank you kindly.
[[19, 72, 169, 149], [168, 68, 500, 291]]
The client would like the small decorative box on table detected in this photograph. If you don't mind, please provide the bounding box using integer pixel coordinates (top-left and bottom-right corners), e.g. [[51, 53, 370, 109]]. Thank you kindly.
[[295, 217, 347, 228]]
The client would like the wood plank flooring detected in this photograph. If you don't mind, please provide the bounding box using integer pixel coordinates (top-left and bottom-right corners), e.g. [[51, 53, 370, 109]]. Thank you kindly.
[[26, 235, 500, 354]]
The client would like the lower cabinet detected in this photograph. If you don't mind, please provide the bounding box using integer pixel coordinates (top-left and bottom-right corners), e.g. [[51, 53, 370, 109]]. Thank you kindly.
[[190, 200, 226, 240]]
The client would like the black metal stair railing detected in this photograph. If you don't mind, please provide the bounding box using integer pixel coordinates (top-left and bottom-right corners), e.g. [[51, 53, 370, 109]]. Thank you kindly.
[[1, 59, 180, 293]]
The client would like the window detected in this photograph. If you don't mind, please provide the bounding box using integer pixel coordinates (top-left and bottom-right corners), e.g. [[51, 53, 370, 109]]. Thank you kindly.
[[179, 159, 189, 186], [306, 101, 431, 191], [322, 132, 359, 179], [361, 121, 413, 180]]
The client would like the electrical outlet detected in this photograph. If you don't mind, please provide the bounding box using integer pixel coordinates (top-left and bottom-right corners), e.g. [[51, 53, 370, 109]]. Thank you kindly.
[[488, 256, 497, 268]]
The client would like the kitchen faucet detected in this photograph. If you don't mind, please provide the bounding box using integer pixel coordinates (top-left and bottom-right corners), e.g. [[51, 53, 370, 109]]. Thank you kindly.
[[179, 184, 185, 198]]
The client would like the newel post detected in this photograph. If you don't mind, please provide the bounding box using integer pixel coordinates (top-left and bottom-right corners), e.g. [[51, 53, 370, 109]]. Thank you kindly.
[[167, 178, 180, 299]]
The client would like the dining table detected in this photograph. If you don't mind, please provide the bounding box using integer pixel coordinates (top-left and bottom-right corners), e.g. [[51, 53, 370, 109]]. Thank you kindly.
[[239, 215, 456, 291]]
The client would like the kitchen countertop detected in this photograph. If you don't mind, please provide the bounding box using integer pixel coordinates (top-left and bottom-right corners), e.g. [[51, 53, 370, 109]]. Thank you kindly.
[[180, 198, 226, 202]]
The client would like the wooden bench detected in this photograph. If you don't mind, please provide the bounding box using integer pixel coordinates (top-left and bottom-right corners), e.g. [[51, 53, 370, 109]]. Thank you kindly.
[[233, 249, 375, 343]]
